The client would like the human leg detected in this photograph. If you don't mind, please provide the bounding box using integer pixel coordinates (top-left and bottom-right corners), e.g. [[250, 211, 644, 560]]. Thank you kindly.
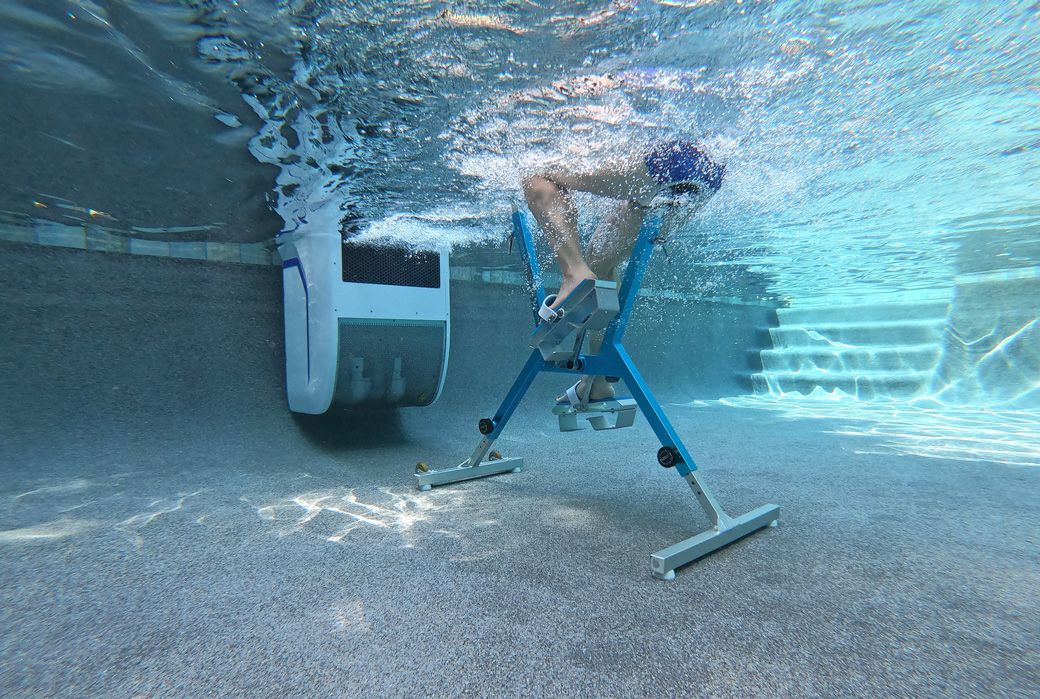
[[558, 271, 618, 403], [522, 155, 657, 308], [586, 198, 646, 277], [522, 175, 595, 307], [555, 199, 646, 404]]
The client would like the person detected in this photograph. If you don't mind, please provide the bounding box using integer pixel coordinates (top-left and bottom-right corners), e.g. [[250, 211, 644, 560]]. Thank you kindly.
[[522, 138, 725, 405]]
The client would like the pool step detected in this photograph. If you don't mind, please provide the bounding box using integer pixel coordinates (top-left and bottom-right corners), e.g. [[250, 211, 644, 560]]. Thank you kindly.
[[776, 301, 950, 325], [757, 344, 941, 373], [748, 301, 949, 399], [749, 370, 934, 400], [766, 319, 946, 348]]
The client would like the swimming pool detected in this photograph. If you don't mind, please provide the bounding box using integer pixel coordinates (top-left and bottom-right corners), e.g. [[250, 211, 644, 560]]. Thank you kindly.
[[1, 1, 1037, 696]]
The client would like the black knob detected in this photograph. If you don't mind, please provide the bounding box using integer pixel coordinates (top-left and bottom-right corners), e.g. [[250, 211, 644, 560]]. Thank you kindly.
[[657, 446, 682, 468], [573, 358, 584, 372], [478, 418, 495, 435]]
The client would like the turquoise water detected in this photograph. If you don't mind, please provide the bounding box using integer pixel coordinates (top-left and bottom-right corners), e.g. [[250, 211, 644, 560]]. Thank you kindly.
[[4, 1, 1036, 295], [2, 0, 1038, 433], [236, 0, 1040, 303], [3, 5, 1040, 694]]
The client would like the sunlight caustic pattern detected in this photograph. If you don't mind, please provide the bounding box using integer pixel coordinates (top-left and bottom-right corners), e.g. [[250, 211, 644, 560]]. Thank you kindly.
[[0, 473, 205, 547], [0, 518, 99, 543], [241, 486, 489, 549], [115, 491, 205, 548], [698, 396, 1040, 467]]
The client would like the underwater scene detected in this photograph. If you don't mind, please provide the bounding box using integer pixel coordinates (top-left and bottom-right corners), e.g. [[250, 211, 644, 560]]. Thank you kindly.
[[1, 1, 1037, 697]]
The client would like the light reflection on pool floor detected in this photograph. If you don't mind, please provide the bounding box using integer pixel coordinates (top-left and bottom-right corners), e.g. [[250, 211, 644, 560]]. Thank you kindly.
[[240, 486, 501, 551], [684, 395, 1040, 467]]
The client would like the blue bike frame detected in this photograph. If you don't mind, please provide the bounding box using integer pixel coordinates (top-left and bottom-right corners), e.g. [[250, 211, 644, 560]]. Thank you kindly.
[[415, 205, 780, 579]]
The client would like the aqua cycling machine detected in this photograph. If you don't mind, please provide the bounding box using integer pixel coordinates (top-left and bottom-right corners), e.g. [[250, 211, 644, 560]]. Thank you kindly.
[[278, 228, 450, 414], [415, 205, 779, 579]]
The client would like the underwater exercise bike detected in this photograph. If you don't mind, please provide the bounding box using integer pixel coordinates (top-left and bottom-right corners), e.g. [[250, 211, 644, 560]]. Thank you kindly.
[[414, 204, 779, 580]]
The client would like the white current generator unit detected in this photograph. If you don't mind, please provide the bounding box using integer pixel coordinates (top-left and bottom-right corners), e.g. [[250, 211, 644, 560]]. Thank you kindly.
[[277, 230, 450, 414]]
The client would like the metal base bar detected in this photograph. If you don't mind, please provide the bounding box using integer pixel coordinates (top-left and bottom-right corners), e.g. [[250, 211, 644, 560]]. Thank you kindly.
[[650, 504, 780, 580], [415, 457, 524, 491]]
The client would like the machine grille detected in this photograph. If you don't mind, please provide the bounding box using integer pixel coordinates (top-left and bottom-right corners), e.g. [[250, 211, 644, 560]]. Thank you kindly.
[[333, 319, 447, 407], [341, 242, 441, 288]]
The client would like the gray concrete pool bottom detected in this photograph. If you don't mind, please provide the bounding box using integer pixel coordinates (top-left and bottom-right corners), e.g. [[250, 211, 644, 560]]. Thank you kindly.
[[2, 407, 1037, 698], [1, 245, 1038, 697]]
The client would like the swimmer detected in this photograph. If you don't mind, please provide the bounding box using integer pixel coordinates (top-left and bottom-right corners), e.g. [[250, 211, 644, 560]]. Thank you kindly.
[[522, 138, 724, 404]]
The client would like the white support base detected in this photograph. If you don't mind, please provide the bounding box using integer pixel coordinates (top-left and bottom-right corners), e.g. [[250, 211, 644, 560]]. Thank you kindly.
[[650, 504, 780, 580], [415, 457, 523, 491]]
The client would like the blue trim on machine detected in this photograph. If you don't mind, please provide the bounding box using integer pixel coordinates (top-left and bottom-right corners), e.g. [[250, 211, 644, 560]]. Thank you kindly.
[[281, 258, 311, 381], [511, 207, 546, 322]]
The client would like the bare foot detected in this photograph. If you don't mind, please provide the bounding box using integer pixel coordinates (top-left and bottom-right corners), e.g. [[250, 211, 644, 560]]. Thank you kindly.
[[556, 376, 615, 404], [551, 269, 596, 310]]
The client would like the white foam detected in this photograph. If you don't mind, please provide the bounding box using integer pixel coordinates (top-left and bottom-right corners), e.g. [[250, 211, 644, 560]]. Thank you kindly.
[[352, 207, 504, 251]]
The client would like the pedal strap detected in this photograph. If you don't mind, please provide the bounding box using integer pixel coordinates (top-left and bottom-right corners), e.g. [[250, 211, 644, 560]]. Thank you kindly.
[[538, 294, 559, 323], [564, 381, 593, 409], [565, 383, 582, 408]]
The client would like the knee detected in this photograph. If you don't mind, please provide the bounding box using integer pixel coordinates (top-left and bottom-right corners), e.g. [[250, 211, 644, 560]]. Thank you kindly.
[[522, 174, 559, 205]]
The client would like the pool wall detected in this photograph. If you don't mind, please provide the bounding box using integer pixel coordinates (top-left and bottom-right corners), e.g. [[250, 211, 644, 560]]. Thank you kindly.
[[0, 242, 774, 464]]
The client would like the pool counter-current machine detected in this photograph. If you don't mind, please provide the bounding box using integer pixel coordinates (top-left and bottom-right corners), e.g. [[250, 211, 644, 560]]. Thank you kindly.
[[278, 229, 450, 414]]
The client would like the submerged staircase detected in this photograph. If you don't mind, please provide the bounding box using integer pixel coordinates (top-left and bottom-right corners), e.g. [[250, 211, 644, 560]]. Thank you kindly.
[[749, 301, 950, 400]]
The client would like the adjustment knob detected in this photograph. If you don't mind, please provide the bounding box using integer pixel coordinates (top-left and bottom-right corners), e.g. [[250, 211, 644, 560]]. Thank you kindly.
[[657, 446, 682, 468]]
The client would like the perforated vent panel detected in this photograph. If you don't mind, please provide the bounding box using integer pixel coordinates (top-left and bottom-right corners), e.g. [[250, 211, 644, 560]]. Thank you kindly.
[[333, 319, 446, 407], [341, 242, 440, 288]]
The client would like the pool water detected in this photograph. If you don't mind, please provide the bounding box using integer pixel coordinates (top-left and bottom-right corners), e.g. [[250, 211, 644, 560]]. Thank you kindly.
[[1, 1, 1038, 696]]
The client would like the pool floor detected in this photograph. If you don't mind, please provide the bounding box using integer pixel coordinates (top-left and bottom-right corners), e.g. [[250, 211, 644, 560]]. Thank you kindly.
[[1, 402, 1036, 698]]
